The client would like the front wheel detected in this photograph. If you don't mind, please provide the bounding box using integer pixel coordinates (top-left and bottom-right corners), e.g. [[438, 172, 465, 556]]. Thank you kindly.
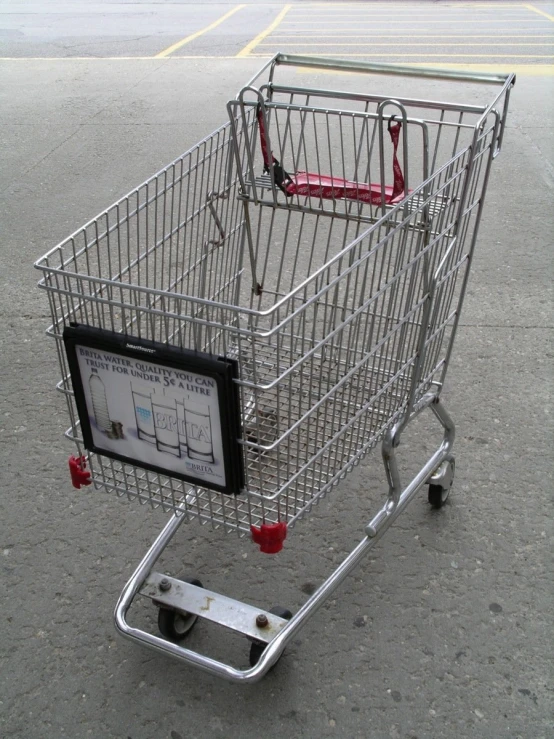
[[157, 576, 203, 642]]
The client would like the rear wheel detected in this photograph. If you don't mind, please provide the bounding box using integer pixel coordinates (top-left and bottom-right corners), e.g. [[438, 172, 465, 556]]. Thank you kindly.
[[428, 483, 450, 508], [249, 606, 293, 668], [428, 458, 455, 509]]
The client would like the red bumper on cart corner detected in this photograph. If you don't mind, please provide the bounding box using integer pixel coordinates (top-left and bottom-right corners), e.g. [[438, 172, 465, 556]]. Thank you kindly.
[[251, 522, 288, 554]]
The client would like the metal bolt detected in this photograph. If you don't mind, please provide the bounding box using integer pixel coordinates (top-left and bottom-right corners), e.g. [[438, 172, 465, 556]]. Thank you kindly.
[[159, 578, 171, 592], [256, 614, 269, 628]]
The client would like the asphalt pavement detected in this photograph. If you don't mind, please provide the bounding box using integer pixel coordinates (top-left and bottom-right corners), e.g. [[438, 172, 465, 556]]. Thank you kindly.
[[0, 2, 553, 738]]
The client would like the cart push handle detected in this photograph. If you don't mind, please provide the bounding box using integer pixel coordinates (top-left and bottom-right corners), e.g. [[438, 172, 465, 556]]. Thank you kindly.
[[266, 53, 515, 87], [244, 53, 516, 158]]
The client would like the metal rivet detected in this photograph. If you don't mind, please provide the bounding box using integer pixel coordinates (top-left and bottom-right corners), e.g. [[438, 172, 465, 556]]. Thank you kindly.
[[159, 578, 171, 592], [256, 614, 269, 628]]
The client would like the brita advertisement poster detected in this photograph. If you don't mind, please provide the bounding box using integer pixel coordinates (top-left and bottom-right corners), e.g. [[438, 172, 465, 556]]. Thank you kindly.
[[75, 343, 227, 488]]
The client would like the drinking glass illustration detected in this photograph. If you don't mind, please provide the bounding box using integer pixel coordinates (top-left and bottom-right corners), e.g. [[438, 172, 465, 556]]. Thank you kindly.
[[164, 390, 187, 456], [152, 395, 180, 457], [185, 401, 214, 463], [132, 383, 156, 444], [89, 370, 111, 434]]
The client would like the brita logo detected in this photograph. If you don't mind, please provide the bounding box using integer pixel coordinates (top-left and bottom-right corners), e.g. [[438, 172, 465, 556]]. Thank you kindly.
[[126, 343, 156, 354]]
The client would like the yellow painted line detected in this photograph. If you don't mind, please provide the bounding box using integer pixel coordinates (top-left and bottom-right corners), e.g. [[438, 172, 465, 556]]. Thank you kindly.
[[275, 27, 551, 32], [9, 56, 552, 65], [290, 8, 533, 11], [271, 35, 554, 38], [12, 55, 542, 73], [154, 4, 246, 58], [300, 2, 533, 7], [301, 1, 529, 4], [236, 5, 292, 58], [0, 56, 247, 61], [161, 56, 255, 59], [259, 43, 554, 47], [525, 4, 554, 21], [289, 7, 531, 11], [290, 12, 537, 17], [0, 57, 166, 60], [254, 53, 554, 58], [281, 19, 552, 24], [301, 2, 530, 6]]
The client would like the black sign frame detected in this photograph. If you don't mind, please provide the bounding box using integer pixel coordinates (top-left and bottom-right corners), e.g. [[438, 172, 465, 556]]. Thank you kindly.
[[63, 324, 244, 496]]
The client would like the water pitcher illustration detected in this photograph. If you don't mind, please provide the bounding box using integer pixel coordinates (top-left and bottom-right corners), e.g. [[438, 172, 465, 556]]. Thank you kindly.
[[89, 370, 111, 434]]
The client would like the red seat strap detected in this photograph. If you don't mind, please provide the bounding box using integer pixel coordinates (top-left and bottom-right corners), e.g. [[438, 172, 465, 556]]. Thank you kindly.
[[256, 104, 292, 194], [388, 117, 405, 201]]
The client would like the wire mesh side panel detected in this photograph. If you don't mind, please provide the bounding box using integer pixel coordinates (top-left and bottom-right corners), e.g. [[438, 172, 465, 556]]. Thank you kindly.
[[418, 109, 500, 389], [36, 122, 265, 534], [236, 139, 477, 523], [44, 126, 247, 350]]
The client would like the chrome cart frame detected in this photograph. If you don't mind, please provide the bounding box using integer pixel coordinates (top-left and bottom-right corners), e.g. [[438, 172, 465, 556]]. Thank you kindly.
[[36, 54, 514, 683]]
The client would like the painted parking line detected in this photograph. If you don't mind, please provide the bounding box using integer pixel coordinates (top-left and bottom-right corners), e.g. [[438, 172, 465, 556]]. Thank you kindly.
[[236, 5, 292, 58], [288, 8, 548, 15], [155, 4, 246, 58], [298, 1, 550, 7], [0, 57, 247, 61], [525, 4, 554, 20], [2, 2, 552, 65], [271, 28, 553, 32], [268, 54, 554, 58], [265, 43, 554, 47], [243, 1, 554, 71], [271, 34, 554, 39], [279, 20, 553, 25]]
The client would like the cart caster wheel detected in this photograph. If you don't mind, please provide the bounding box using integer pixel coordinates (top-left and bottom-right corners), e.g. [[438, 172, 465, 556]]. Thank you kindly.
[[249, 606, 293, 668], [428, 458, 455, 509], [428, 484, 450, 508], [157, 577, 203, 643]]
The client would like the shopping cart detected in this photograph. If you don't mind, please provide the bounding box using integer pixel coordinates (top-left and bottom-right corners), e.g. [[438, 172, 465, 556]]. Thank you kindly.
[[35, 55, 515, 683]]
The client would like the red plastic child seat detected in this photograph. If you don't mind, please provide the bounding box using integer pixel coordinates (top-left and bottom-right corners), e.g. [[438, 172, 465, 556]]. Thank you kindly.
[[257, 104, 406, 205], [284, 172, 405, 206]]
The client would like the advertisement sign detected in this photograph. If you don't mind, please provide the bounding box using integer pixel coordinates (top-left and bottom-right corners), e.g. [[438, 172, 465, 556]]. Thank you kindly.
[[63, 324, 243, 495]]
